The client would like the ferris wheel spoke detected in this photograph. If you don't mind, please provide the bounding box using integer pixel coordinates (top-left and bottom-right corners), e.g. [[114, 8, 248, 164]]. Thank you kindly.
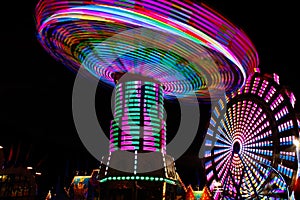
[[218, 119, 233, 142], [221, 153, 243, 198], [243, 148, 273, 166], [244, 119, 268, 143], [256, 168, 275, 194], [237, 153, 261, 198], [241, 154, 268, 184]]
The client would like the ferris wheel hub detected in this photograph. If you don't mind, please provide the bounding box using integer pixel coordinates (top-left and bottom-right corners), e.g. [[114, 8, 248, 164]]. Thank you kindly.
[[233, 141, 241, 154]]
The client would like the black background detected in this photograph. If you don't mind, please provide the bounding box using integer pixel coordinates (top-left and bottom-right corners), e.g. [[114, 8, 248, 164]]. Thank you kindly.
[[1, 0, 299, 197]]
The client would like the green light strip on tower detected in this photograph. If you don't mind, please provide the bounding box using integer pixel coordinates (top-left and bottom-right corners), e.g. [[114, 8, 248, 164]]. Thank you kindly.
[[99, 176, 176, 185]]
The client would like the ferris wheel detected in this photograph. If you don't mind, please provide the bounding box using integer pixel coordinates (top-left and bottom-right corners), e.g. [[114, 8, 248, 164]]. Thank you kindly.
[[203, 72, 300, 199]]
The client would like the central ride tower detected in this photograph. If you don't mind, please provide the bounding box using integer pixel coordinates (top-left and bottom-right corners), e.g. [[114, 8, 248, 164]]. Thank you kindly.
[[99, 73, 177, 199]]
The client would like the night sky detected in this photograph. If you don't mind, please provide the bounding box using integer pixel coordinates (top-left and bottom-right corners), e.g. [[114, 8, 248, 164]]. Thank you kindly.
[[1, 0, 299, 195]]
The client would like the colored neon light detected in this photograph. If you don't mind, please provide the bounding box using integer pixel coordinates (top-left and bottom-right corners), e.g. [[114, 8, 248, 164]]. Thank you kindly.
[[110, 81, 166, 153], [99, 175, 176, 185], [35, 0, 259, 100]]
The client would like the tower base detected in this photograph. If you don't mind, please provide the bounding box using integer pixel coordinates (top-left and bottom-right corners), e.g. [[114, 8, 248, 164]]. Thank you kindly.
[[98, 151, 178, 199], [100, 180, 177, 200]]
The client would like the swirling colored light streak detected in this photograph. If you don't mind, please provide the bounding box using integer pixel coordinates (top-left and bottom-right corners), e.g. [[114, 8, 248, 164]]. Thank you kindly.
[[35, 0, 259, 100], [204, 72, 299, 199]]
